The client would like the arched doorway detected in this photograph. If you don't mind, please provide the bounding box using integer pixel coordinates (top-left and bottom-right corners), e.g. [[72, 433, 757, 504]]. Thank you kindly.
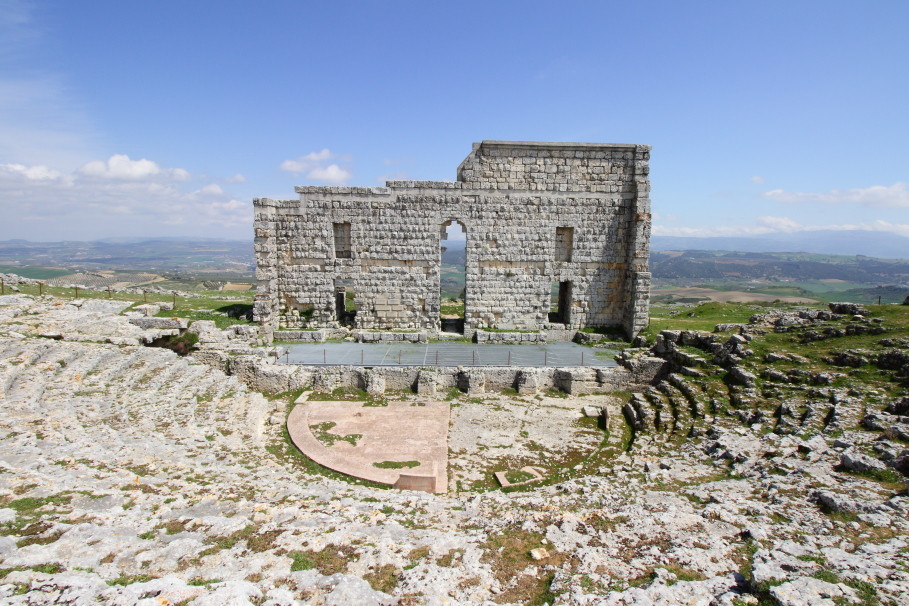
[[440, 220, 466, 334]]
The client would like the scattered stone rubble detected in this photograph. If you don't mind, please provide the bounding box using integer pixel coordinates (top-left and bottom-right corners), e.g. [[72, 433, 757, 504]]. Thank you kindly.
[[0, 294, 906, 605]]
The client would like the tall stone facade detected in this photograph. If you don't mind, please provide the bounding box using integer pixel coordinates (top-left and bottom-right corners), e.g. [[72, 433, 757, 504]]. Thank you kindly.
[[253, 141, 651, 340]]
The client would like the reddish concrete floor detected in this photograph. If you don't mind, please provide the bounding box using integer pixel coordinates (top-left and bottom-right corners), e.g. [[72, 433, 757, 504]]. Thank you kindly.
[[287, 399, 449, 493]]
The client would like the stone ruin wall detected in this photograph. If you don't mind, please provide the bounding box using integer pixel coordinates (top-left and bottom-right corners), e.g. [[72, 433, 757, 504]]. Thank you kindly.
[[253, 141, 651, 340]]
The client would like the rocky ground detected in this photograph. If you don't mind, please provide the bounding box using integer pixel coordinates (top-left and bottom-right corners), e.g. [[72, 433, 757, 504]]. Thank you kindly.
[[0, 294, 906, 605]]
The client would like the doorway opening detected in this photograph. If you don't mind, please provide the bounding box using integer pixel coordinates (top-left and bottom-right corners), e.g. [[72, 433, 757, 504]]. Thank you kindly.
[[335, 286, 357, 327], [440, 220, 466, 334], [548, 280, 571, 324]]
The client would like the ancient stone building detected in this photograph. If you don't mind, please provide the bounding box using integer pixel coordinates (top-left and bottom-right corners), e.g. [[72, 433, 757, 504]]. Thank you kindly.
[[253, 141, 651, 340]]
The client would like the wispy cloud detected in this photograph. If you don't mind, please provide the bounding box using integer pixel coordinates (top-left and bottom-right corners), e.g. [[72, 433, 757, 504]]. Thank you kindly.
[[0, 156, 252, 239], [763, 182, 909, 208], [78, 154, 190, 181], [280, 148, 351, 185], [750, 175, 765, 184], [653, 216, 909, 238]]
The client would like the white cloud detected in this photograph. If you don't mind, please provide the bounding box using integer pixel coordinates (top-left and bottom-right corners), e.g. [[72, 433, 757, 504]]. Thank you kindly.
[[653, 216, 909, 238], [0, 157, 253, 239], [280, 148, 352, 185], [196, 183, 224, 195], [171, 168, 190, 182], [225, 173, 246, 183], [750, 175, 765, 184], [0, 163, 65, 181], [306, 164, 351, 184], [755, 215, 801, 232], [76, 154, 192, 182], [763, 182, 909, 208], [79, 154, 160, 180], [280, 148, 334, 173]]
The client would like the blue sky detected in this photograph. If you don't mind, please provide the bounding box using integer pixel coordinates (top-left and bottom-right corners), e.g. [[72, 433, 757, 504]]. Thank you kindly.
[[1, 0, 907, 242]]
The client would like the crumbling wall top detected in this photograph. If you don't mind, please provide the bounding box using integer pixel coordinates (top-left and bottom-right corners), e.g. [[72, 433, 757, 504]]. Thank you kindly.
[[456, 140, 650, 191]]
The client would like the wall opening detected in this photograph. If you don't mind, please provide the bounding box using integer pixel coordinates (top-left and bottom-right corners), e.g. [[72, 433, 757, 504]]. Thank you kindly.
[[333, 222, 352, 259], [549, 280, 571, 324], [555, 226, 573, 262], [440, 219, 466, 333], [335, 286, 357, 327], [280, 295, 314, 328]]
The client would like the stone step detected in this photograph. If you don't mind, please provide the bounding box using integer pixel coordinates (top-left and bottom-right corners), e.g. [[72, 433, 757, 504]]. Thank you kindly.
[[668, 373, 704, 420]]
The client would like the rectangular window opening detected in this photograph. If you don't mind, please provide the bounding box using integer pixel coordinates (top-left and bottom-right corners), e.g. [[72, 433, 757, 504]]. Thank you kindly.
[[333, 222, 352, 259], [555, 226, 573, 262]]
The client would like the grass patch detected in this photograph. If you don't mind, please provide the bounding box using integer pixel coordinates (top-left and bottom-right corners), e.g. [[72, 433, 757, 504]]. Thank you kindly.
[[642, 301, 763, 340], [308, 386, 370, 401], [195, 524, 257, 558], [289, 544, 357, 575], [372, 460, 420, 469], [107, 574, 156, 586], [812, 569, 840, 584], [154, 304, 253, 330], [264, 404, 388, 490], [363, 563, 399, 593], [841, 466, 906, 489], [4, 494, 72, 513], [443, 386, 463, 400], [481, 527, 565, 604], [504, 469, 536, 484], [309, 421, 362, 447], [188, 577, 222, 586], [843, 578, 880, 605]]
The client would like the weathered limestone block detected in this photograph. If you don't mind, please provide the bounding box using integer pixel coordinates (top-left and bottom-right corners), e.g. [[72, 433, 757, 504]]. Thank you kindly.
[[132, 304, 160, 317], [190, 349, 230, 373], [457, 369, 485, 395], [129, 317, 188, 330], [417, 369, 439, 396], [274, 330, 324, 342], [516, 369, 540, 395], [364, 370, 386, 395], [188, 320, 229, 344], [311, 367, 348, 392], [553, 369, 575, 394], [227, 355, 311, 394]]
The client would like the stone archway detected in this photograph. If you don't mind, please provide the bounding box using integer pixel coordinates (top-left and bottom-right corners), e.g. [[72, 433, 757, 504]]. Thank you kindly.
[[440, 220, 467, 334]]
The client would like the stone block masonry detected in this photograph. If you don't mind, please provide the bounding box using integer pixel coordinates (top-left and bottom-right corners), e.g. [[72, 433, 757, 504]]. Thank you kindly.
[[253, 141, 651, 341]]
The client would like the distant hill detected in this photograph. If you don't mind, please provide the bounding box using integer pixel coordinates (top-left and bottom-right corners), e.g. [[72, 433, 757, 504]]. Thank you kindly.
[[0, 238, 253, 271], [651, 250, 909, 283], [652, 230, 909, 260], [441, 239, 466, 265]]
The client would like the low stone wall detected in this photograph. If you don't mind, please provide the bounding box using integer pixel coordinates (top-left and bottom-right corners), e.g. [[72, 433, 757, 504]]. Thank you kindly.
[[274, 330, 326, 342], [475, 331, 545, 344], [273, 328, 349, 343], [273, 328, 589, 344], [354, 330, 428, 344], [193, 350, 667, 396]]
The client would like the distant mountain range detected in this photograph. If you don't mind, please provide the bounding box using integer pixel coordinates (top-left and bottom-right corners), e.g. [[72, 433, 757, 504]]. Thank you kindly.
[[0, 238, 253, 271], [2, 229, 905, 273], [652, 230, 909, 260]]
